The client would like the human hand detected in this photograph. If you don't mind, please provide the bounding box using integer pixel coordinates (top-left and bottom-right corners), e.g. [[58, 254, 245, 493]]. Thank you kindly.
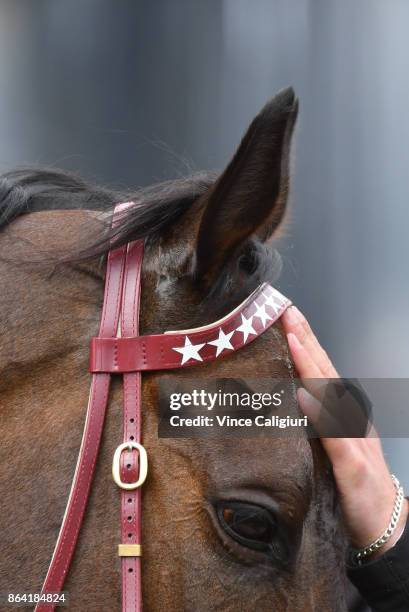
[[282, 305, 409, 557]]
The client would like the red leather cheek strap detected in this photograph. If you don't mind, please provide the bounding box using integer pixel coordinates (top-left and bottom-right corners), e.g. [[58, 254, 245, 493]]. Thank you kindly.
[[119, 241, 144, 612], [35, 244, 127, 612]]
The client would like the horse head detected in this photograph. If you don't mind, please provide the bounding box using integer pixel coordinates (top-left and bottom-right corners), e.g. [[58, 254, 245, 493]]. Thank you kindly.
[[0, 87, 347, 611]]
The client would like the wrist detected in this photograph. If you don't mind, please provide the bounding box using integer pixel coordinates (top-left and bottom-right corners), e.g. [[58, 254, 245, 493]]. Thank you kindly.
[[370, 498, 409, 559], [349, 475, 406, 565]]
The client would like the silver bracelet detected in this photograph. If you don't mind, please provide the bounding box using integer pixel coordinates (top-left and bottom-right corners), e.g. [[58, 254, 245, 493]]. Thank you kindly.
[[352, 474, 405, 565]]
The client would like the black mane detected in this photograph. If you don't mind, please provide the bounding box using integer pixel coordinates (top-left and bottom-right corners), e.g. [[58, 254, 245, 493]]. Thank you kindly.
[[0, 167, 283, 299], [0, 167, 216, 257]]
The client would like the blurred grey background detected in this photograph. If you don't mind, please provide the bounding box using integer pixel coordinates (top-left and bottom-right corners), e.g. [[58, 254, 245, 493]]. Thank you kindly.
[[0, 0, 408, 485]]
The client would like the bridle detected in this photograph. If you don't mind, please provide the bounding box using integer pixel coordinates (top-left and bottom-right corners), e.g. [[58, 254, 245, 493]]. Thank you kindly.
[[35, 203, 291, 611]]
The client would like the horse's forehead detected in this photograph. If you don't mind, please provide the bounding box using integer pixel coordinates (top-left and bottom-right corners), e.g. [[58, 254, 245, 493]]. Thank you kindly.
[[162, 436, 312, 500]]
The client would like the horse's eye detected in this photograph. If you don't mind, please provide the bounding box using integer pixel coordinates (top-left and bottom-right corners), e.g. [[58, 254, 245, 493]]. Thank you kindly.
[[238, 250, 258, 275], [216, 501, 276, 552]]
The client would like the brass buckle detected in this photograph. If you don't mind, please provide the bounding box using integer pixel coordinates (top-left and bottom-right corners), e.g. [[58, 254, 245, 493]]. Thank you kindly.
[[112, 442, 148, 490]]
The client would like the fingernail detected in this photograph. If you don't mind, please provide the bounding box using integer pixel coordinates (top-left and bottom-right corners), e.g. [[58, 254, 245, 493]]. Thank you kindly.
[[287, 332, 301, 350], [297, 387, 309, 404], [292, 306, 304, 321], [286, 306, 302, 324]]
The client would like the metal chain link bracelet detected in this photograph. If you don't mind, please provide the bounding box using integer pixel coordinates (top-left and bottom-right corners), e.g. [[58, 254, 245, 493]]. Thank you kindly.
[[352, 474, 405, 566]]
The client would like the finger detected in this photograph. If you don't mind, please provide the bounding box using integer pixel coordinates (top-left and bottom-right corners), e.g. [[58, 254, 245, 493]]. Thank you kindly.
[[296, 388, 355, 463], [282, 307, 338, 378], [287, 333, 330, 401], [287, 332, 323, 378], [298, 387, 344, 437], [298, 386, 371, 438], [297, 387, 322, 421]]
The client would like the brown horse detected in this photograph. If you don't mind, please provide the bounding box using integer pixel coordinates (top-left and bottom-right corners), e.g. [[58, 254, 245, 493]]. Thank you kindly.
[[0, 88, 348, 611]]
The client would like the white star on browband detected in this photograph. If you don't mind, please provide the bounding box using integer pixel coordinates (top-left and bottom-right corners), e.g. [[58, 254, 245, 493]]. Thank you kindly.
[[263, 291, 285, 315], [253, 302, 272, 328], [171, 289, 287, 365], [207, 328, 235, 356], [236, 313, 256, 343], [172, 336, 205, 365]]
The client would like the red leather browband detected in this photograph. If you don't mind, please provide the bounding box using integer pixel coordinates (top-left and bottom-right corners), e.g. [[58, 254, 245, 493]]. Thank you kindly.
[[90, 283, 291, 373]]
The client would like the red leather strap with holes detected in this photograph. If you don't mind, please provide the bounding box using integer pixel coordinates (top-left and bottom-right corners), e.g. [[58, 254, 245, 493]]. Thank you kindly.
[[35, 241, 127, 611], [119, 240, 144, 611]]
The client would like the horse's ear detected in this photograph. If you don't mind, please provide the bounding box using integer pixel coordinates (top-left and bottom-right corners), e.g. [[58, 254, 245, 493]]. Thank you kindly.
[[195, 87, 298, 283]]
